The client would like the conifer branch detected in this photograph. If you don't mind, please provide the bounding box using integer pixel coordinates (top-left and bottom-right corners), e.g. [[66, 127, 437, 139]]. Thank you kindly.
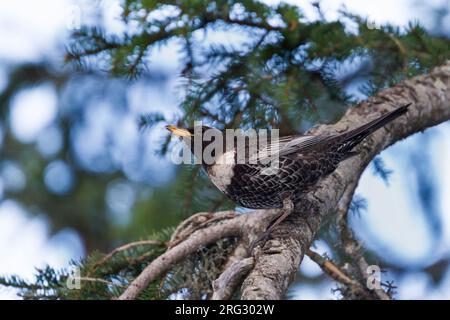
[[305, 249, 354, 287], [336, 177, 390, 300], [94, 240, 165, 270], [117, 61, 450, 300], [240, 61, 450, 299], [6, 1, 448, 301], [118, 209, 279, 300]]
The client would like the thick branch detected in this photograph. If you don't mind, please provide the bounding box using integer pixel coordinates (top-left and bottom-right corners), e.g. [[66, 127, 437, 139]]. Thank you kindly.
[[212, 257, 255, 300], [240, 61, 450, 299], [118, 209, 278, 300], [119, 62, 450, 300]]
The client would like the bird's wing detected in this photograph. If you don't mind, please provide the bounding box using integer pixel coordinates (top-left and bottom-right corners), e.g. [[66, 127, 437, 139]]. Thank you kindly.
[[277, 135, 330, 157], [248, 134, 330, 162]]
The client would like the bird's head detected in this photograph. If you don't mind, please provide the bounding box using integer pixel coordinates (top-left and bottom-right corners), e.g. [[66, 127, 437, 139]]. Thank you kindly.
[[166, 124, 225, 165], [165, 124, 218, 138], [165, 125, 193, 137]]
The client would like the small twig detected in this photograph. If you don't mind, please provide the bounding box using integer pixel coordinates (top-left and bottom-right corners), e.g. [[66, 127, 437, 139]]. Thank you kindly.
[[181, 166, 201, 212], [337, 179, 366, 274], [306, 248, 383, 300], [306, 249, 354, 286], [168, 211, 236, 249], [76, 277, 121, 287], [336, 180, 390, 300], [387, 33, 408, 72], [94, 240, 164, 269], [208, 195, 228, 212], [169, 212, 215, 248], [312, 1, 326, 21], [212, 258, 255, 300]]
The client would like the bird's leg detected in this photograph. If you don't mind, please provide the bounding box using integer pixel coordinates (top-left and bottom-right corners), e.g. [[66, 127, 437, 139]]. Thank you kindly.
[[248, 197, 294, 254]]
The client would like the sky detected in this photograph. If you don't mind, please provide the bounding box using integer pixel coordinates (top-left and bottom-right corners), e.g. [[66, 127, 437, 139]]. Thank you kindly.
[[0, 0, 449, 299]]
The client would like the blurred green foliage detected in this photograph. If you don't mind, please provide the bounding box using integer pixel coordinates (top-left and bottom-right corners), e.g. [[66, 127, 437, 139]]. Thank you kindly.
[[0, 0, 449, 299]]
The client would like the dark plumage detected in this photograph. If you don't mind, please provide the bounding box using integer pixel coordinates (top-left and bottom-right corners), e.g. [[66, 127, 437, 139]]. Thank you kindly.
[[167, 104, 410, 210]]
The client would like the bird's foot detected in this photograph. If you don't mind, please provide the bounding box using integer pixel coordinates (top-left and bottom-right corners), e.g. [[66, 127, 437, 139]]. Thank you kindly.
[[247, 198, 294, 255], [248, 231, 270, 255]]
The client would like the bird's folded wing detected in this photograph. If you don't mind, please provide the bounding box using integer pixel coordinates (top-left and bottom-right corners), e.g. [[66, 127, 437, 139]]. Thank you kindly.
[[248, 134, 330, 162]]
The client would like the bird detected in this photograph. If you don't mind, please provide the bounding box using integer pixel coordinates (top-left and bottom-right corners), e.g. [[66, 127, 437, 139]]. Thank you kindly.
[[166, 104, 410, 248]]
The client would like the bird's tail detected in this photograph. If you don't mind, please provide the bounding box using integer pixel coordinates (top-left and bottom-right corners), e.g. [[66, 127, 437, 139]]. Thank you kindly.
[[334, 103, 411, 153]]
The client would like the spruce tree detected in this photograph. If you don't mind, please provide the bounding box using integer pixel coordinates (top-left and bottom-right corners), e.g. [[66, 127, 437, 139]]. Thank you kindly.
[[1, 0, 449, 300]]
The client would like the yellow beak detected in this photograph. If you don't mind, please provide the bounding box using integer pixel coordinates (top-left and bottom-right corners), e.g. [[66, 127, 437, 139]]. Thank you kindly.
[[166, 125, 192, 137]]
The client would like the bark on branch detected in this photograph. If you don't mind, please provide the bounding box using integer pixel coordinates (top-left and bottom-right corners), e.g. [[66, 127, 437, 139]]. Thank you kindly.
[[240, 61, 450, 299], [119, 61, 450, 300], [118, 209, 279, 300]]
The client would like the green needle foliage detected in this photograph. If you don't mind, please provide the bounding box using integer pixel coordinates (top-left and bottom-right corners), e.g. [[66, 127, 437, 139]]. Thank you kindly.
[[67, 0, 449, 134], [0, 228, 237, 299], [2, 0, 449, 299]]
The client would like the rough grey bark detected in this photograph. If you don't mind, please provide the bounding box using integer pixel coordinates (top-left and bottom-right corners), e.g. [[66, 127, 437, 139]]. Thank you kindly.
[[117, 61, 450, 300], [212, 257, 255, 300], [240, 61, 450, 299], [119, 209, 279, 300]]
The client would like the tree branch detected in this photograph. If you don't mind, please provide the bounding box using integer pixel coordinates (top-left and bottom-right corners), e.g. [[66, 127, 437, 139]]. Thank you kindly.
[[306, 248, 383, 300], [337, 180, 390, 300], [212, 257, 255, 300], [118, 209, 278, 300], [240, 61, 450, 299], [306, 249, 354, 286], [119, 61, 450, 300], [93, 240, 164, 270]]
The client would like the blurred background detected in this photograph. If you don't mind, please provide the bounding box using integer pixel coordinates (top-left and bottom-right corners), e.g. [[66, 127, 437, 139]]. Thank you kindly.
[[0, 0, 449, 299]]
